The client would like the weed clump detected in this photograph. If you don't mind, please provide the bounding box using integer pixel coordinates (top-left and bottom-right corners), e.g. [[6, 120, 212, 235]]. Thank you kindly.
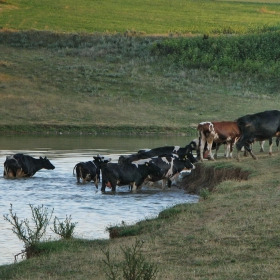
[[102, 239, 158, 280]]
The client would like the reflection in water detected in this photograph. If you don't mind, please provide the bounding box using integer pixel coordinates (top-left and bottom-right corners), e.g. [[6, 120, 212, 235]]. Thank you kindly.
[[0, 134, 198, 266]]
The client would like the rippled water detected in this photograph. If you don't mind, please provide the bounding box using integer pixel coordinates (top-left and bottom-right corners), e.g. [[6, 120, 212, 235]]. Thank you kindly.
[[0, 134, 198, 266]]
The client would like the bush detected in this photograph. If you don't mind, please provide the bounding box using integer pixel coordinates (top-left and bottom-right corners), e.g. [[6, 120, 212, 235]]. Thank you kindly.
[[102, 239, 158, 280], [3, 204, 53, 260], [151, 32, 280, 77], [51, 215, 77, 239]]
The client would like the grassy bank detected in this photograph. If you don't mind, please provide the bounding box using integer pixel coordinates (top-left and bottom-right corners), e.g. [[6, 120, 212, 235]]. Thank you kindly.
[[1, 154, 280, 279], [1, 30, 280, 135]]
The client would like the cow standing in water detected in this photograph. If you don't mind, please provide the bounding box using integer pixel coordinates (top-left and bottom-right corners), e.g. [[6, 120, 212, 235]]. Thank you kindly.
[[138, 155, 196, 190], [197, 121, 241, 162], [4, 154, 55, 178], [101, 161, 163, 192], [73, 155, 111, 187], [236, 110, 280, 161]]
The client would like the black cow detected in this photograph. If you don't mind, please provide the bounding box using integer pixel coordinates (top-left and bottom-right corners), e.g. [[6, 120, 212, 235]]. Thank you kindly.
[[4, 154, 55, 178], [118, 145, 197, 164], [189, 138, 225, 160], [139, 155, 195, 189], [73, 155, 111, 187], [236, 110, 280, 160], [101, 161, 163, 192]]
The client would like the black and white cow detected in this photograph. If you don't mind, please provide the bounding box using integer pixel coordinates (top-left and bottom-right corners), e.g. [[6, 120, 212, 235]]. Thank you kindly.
[[4, 154, 55, 178], [139, 155, 195, 189], [101, 161, 163, 192], [73, 155, 111, 187], [118, 145, 197, 165], [236, 110, 280, 160]]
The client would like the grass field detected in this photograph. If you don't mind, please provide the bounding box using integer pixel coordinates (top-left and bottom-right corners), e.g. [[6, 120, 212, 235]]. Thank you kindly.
[[1, 0, 280, 34], [1, 0, 280, 279]]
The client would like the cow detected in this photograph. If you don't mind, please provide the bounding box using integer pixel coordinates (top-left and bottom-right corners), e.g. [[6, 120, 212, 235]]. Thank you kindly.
[[139, 155, 196, 190], [118, 145, 197, 165], [236, 110, 280, 161], [3, 154, 55, 178], [101, 161, 163, 192], [197, 121, 241, 162], [189, 137, 225, 160], [73, 155, 111, 187]]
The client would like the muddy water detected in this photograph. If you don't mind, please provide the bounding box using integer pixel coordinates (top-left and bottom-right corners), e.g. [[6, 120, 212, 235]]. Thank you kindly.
[[0, 134, 198, 266]]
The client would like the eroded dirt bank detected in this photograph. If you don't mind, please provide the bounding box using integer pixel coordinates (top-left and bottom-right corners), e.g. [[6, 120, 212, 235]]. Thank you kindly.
[[179, 163, 250, 194]]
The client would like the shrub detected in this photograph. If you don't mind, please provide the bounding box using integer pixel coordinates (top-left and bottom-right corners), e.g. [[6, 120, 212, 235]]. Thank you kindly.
[[102, 239, 158, 280], [51, 215, 77, 239], [3, 204, 53, 260], [199, 188, 210, 200]]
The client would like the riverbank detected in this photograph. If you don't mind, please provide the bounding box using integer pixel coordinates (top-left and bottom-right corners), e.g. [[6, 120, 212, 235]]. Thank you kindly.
[[0, 124, 196, 136], [1, 154, 280, 279]]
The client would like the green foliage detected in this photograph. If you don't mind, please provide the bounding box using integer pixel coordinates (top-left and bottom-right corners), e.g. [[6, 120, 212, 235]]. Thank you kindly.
[[199, 188, 210, 200], [152, 32, 280, 77], [102, 239, 158, 280], [3, 204, 53, 248], [3, 204, 53, 260], [51, 215, 77, 239]]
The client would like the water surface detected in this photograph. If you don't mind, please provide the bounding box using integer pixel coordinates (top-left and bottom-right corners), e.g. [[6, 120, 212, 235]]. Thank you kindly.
[[0, 134, 198, 265]]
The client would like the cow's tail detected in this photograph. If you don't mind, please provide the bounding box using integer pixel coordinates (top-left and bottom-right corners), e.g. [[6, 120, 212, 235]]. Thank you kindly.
[[73, 164, 78, 176]]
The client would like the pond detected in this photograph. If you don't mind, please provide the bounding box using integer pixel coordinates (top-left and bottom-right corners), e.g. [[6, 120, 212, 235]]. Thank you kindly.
[[0, 134, 199, 266]]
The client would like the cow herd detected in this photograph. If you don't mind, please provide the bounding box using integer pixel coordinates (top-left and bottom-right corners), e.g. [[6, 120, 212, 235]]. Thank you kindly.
[[3, 110, 280, 192]]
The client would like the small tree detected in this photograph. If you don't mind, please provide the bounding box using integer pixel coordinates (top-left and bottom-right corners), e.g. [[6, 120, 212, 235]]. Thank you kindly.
[[51, 215, 77, 239], [3, 203, 53, 260]]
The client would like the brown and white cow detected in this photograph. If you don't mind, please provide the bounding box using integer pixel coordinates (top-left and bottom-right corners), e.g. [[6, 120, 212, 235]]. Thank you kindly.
[[197, 121, 241, 161]]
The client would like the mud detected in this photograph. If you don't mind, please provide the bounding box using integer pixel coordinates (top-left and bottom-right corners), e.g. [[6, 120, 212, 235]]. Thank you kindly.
[[179, 163, 250, 194]]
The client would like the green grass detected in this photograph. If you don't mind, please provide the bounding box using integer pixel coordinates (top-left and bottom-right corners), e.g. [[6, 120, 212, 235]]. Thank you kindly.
[[1, 0, 280, 34], [1, 155, 280, 279], [0, 31, 280, 134], [1, 1, 280, 278]]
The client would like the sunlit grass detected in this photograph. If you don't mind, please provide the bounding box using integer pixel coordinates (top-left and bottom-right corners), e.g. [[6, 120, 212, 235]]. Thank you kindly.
[[1, 0, 280, 34]]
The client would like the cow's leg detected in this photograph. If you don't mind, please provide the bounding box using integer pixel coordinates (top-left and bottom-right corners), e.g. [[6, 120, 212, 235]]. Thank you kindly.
[[276, 137, 280, 151], [207, 140, 215, 160], [131, 182, 137, 192], [214, 144, 219, 159], [94, 175, 99, 188], [260, 141, 265, 152], [199, 137, 206, 162], [268, 138, 273, 155], [244, 143, 257, 160], [224, 143, 231, 158], [167, 179, 172, 189], [101, 180, 107, 192], [162, 179, 167, 190]]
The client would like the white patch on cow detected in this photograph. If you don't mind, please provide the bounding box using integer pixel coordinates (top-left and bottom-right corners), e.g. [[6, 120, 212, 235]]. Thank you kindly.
[[173, 146, 180, 152], [199, 122, 212, 126], [165, 158, 174, 178], [161, 157, 170, 164]]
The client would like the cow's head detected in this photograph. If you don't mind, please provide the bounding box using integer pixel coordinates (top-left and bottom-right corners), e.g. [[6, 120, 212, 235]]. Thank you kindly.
[[40, 157, 55, 170], [184, 143, 198, 163], [178, 155, 196, 170], [93, 155, 112, 166]]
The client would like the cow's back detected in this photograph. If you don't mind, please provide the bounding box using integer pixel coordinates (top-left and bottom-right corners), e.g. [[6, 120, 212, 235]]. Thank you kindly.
[[237, 110, 280, 138]]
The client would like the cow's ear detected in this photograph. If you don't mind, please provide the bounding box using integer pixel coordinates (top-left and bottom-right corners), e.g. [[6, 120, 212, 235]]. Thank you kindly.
[[145, 162, 148, 166], [40, 157, 43, 160]]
